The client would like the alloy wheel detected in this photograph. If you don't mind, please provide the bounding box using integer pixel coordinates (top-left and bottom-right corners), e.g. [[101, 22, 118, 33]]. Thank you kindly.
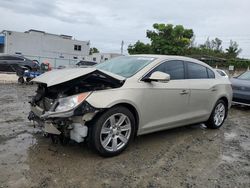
[[213, 103, 226, 126], [100, 113, 131, 152]]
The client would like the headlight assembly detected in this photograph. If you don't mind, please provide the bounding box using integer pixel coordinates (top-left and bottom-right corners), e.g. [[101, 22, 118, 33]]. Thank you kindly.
[[55, 92, 91, 112]]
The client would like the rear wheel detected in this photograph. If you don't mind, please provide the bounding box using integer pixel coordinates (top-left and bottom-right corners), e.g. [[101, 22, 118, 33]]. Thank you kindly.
[[205, 100, 227, 129], [90, 106, 135, 157]]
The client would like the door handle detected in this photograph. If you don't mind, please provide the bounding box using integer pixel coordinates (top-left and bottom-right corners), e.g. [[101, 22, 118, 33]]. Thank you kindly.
[[180, 90, 189, 95]]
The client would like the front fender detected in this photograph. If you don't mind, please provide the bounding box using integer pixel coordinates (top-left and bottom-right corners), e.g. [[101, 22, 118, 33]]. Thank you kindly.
[[85, 88, 142, 117]]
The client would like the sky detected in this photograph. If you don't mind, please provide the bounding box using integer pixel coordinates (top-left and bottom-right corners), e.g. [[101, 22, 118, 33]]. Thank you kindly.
[[0, 0, 250, 58]]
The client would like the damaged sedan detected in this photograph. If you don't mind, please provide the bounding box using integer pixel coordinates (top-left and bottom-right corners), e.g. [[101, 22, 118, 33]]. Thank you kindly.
[[29, 55, 232, 157]]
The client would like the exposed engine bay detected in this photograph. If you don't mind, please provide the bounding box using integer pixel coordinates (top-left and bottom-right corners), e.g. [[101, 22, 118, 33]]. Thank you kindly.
[[28, 69, 124, 144]]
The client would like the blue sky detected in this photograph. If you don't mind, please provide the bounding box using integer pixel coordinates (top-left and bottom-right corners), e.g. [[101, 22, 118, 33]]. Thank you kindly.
[[0, 0, 250, 58]]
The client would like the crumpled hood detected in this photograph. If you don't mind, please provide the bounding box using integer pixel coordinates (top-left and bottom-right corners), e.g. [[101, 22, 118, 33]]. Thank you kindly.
[[33, 67, 125, 87]]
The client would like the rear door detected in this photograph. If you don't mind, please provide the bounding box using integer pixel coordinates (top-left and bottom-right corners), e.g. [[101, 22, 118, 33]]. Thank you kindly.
[[185, 61, 217, 122]]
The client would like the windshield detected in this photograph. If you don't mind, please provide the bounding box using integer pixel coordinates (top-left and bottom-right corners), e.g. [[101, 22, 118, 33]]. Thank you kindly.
[[96, 56, 155, 78], [237, 71, 250, 80]]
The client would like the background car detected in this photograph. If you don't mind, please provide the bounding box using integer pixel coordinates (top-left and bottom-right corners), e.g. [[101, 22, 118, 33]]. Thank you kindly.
[[215, 69, 229, 78], [76, 60, 97, 67], [230, 71, 250, 106], [0, 54, 40, 72]]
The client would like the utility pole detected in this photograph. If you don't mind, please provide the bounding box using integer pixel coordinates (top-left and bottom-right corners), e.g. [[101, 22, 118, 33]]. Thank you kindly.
[[121, 40, 124, 55]]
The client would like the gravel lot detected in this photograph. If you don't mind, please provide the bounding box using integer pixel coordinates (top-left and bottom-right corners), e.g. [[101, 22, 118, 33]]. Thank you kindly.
[[0, 84, 249, 188]]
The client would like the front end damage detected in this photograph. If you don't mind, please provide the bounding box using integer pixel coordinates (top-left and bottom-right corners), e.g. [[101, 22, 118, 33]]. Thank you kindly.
[[28, 68, 124, 144]]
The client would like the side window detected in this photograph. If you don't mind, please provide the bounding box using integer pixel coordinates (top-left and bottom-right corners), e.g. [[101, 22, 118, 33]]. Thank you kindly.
[[165, 60, 185, 80], [4, 56, 23, 61], [146, 60, 185, 80], [186, 62, 208, 79], [207, 68, 215, 78]]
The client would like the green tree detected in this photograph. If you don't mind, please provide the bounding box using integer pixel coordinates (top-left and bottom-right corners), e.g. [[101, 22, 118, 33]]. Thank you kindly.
[[128, 23, 194, 55], [146, 23, 194, 55], [89, 47, 99, 55], [127, 41, 152, 54], [226, 40, 242, 58]]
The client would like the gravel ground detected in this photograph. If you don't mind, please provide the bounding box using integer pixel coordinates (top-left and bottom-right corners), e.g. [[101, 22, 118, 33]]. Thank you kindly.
[[0, 73, 18, 83], [0, 84, 249, 188]]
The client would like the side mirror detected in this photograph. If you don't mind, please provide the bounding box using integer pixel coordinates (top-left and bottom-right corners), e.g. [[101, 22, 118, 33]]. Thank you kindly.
[[143, 71, 170, 83]]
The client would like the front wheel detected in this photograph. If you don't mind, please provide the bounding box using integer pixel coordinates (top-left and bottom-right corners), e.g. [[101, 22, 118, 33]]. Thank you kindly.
[[90, 106, 136, 157], [205, 100, 227, 129]]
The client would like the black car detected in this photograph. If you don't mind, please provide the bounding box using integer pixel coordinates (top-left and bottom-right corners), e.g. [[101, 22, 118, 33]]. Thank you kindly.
[[230, 71, 250, 106], [76, 60, 97, 67], [0, 55, 40, 72]]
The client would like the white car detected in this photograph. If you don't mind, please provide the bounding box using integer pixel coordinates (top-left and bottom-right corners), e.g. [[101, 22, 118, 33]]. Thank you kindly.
[[29, 55, 232, 157], [215, 69, 229, 78]]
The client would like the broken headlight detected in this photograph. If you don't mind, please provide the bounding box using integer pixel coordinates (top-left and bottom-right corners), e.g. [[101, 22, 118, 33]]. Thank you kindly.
[[55, 92, 91, 112]]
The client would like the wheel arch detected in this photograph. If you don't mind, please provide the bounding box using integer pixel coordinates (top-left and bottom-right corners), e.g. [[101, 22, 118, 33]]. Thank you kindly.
[[110, 103, 140, 136], [219, 96, 229, 109]]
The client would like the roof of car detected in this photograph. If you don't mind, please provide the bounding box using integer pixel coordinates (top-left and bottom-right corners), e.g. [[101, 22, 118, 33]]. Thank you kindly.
[[130, 54, 210, 67]]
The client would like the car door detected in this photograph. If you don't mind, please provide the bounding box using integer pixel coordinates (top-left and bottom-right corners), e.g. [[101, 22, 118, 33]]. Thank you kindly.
[[139, 60, 191, 135], [185, 61, 217, 123]]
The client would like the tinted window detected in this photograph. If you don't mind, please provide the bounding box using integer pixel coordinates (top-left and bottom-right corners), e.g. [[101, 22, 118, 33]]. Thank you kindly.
[[165, 61, 185, 79], [207, 68, 215, 78], [146, 60, 185, 80], [0, 56, 23, 61], [187, 62, 208, 79]]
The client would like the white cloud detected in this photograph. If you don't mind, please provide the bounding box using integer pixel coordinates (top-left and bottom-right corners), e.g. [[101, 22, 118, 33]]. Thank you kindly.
[[0, 0, 250, 57]]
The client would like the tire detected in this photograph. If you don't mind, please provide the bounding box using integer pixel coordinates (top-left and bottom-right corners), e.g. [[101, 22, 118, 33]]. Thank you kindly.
[[18, 77, 24, 84], [205, 99, 227, 129], [89, 106, 136, 157], [26, 77, 33, 84]]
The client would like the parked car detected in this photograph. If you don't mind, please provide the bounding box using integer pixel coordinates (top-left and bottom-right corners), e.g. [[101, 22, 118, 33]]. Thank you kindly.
[[215, 69, 229, 78], [76, 60, 97, 67], [0, 55, 40, 72], [29, 55, 232, 157], [230, 71, 250, 106]]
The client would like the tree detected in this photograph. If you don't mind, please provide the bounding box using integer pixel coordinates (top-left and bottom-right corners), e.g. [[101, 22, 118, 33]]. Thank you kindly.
[[127, 41, 152, 54], [89, 47, 99, 55], [146, 23, 194, 55], [226, 40, 242, 58], [128, 23, 194, 55], [200, 37, 222, 52]]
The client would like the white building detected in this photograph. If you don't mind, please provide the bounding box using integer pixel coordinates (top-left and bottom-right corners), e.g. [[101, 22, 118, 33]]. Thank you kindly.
[[0, 29, 90, 67], [85, 53, 122, 63]]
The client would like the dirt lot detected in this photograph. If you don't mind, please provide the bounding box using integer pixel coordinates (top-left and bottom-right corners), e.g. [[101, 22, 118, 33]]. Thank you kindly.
[[0, 84, 249, 188]]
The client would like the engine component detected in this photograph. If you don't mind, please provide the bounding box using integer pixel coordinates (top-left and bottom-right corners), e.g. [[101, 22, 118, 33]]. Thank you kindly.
[[70, 123, 88, 143]]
